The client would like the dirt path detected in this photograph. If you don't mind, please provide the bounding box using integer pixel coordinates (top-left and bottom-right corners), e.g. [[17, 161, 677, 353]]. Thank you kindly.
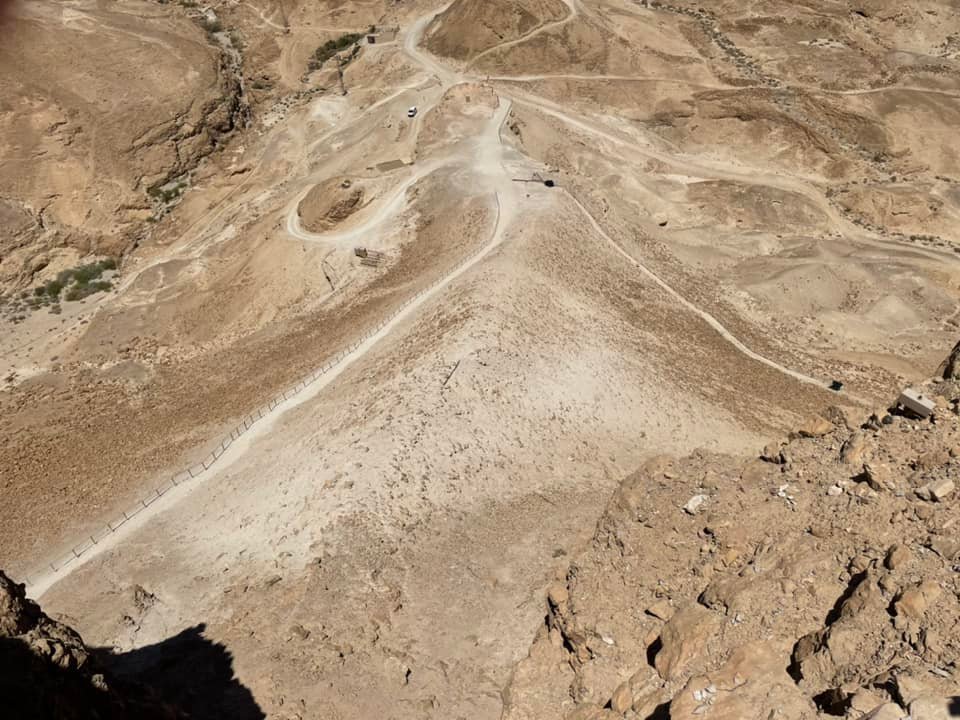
[[32, 96, 520, 596], [465, 0, 580, 69], [403, 3, 461, 86], [488, 72, 733, 87], [285, 157, 449, 247], [242, 2, 286, 31], [508, 91, 960, 263], [565, 191, 833, 390], [488, 73, 960, 99]]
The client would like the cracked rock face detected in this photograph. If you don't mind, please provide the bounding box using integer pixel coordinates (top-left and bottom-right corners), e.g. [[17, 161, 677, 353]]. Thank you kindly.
[[669, 641, 817, 720], [0, 570, 89, 671]]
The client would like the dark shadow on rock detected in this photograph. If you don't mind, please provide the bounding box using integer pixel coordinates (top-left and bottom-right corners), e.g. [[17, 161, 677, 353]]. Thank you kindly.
[[94, 623, 264, 720], [0, 624, 263, 720]]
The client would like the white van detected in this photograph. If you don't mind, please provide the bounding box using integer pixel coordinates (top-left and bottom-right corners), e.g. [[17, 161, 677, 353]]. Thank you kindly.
[[407, 106, 418, 118]]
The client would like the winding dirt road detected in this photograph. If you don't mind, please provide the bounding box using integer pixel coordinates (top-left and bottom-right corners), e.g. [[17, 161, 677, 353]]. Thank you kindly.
[[33, 96, 519, 596], [38, 0, 876, 591]]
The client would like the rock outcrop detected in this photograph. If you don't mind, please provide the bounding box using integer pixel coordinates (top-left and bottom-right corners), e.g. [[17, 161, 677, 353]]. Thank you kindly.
[[0, 571, 181, 720], [504, 359, 960, 719]]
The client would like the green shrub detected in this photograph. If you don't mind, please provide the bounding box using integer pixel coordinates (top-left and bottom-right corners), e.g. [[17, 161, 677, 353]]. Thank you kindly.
[[200, 16, 223, 33], [307, 32, 363, 71], [48, 261, 116, 302], [44, 279, 64, 297]]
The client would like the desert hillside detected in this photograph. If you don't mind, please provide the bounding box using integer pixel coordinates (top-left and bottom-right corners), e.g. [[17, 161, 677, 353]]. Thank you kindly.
[[2, 0, 960, 718], [503, 366, 960, 719], [424, 0, 571, 61], [0, 0, 245, 293]]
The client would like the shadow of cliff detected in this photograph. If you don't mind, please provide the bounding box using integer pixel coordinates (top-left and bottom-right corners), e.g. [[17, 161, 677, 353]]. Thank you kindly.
[[0, 623, 263, 720], [96, 623, 264, 720]]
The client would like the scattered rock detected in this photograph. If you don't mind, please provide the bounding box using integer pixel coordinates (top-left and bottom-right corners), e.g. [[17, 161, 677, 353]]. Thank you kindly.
[[942, 339, 960, 379], [0, 570, 179, 718], [841, 431, 869, 465], [894, 580, 942, 620], [849, 688, 892, 716], [824, 405, 855, 431], [290, 624, 310, 640], [793, 415, 834, 439], [761, 442, 785, 464], [683, 494, 708, 515], [929, 478, 955, 501], [916, 479, 955, 502], [791, 571, 889, 690], [564, 705, 620, 720], [609, 681, 632, 714], [861, 463, 894, 492], [885, 544, 911, 570], [914, 447, 950, 471], [858, 703, 908, 720], [132, 584, 157, 612], [547, 582, 569, 608], [927, 536, 960, 562], [669, 641, 818, 719], [646, 600, 674, 621], [909, 695, 960, 719]]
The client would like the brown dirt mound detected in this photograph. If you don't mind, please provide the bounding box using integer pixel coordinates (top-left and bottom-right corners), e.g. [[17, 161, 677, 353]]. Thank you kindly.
[[424, 0, 569, 61], [297, 177, 370, 232]]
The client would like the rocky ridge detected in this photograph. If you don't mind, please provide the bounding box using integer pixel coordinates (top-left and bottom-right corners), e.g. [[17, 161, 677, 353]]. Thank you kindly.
[[503, 360, 960, 719]]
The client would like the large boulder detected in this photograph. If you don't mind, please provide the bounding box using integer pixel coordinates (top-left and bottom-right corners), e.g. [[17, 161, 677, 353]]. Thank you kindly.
[[653, 604, 719, 681], [669, 641, 818, 719]]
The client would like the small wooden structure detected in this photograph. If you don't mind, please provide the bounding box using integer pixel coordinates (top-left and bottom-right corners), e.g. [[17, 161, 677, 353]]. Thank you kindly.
[[354, 247, 386, 268], [367, 26, 398, 44]]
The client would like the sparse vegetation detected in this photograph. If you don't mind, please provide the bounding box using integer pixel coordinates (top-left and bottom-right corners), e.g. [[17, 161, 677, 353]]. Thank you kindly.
[[307, 32, 363, 72], [64, 280, 112, 302], [29, 259, 116, 306], [148, 178, 188, 204]]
